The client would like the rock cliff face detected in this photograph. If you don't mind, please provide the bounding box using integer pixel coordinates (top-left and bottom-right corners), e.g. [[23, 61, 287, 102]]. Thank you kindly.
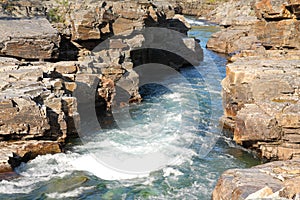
[[208, 0, 300, 161], [207, 0, 300, 54], [223, 51, 300, 160], [208, 0, 300, 199], [0, 0, 203, 172]]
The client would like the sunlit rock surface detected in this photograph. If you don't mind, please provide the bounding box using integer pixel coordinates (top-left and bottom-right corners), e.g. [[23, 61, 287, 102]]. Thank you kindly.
[[213, 159, 300, 200]]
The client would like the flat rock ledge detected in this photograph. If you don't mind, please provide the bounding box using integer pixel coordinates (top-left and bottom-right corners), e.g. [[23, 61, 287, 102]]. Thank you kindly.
[[0, 18, 60, 59], [213, 159, 300, 200]]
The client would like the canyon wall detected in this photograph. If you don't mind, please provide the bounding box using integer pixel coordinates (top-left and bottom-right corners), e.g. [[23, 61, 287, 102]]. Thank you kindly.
[[0, 0, 203, 172], [208, 0, 300, 161], [208, 0, 300, 199]]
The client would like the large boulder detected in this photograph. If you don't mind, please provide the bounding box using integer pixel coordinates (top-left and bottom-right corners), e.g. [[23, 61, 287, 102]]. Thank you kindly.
[[213, 159, 300, 200], [0, 18, 60, 60]]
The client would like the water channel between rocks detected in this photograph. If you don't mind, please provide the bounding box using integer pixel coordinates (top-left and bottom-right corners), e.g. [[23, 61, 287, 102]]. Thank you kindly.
[[0, 19, 261, 200]]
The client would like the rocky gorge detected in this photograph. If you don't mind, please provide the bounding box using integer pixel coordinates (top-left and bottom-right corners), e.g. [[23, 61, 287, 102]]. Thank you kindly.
[[0, 0, 203, 173], [1, 0, 300, 199], [206, 0, 300, 199]]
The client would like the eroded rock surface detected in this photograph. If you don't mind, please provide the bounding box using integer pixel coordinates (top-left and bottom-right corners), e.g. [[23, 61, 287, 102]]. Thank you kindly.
[[213, 159, 300, 200], [0, 18, 60, 59], [0, 0, 203, 173], [208, 0, 300, 161], [222, 52, 300, 160], [207, 0, 300, 54], [210, 1, 300, 199], [0, 140, 61, 173]]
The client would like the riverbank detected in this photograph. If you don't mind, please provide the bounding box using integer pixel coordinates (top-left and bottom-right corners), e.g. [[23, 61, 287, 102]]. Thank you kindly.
[[1, 0, 299, 199], [206, 0, 300, 199]]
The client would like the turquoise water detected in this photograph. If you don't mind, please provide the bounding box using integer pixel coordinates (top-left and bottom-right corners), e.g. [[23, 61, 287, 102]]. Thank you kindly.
[[0, 22, 260, 200]]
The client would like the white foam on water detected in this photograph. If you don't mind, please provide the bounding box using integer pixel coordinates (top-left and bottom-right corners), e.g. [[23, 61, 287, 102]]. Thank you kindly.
[[71, 154, 149, 180], [184, 17, 206, 26], [0, 180, 34, 194], [75, 85, 201, 178], [75, 137, 196, 180], [163, 167, 183, 177], [46, 186, 95, 199], [0, 153, 78, 194]]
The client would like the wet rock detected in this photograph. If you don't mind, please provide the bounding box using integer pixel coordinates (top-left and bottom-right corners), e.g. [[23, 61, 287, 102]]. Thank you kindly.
[[8, 152, 32, 169], [0, 18, 60, 60], [0, 140, 61, 173]]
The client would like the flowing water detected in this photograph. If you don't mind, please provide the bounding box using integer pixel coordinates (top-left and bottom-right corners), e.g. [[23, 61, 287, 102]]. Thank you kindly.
[[0, 20, 260, 200]]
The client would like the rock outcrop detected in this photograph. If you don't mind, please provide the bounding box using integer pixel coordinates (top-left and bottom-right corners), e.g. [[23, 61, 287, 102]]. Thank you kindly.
[[0, 141, 61, 173], [213, 159, 300, 200], [0, 58, 80, 172], [0, 18, 60, 59], [222, 50, 300, 160], [209, 1, 300, 199], [207, 0, 300, 54], [0, 0, 203, 173], [207, 0, 300, 160]]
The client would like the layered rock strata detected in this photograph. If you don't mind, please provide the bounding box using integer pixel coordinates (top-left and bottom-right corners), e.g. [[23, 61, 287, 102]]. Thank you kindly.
[[209, 0, 300, 199], [0, 18, 60, 59], [207, 0, 300, 54], [213, 159, 300, 200], [222, 50, 300, 160], [0, 0, 203, 173], [208, 0, 300, 161]]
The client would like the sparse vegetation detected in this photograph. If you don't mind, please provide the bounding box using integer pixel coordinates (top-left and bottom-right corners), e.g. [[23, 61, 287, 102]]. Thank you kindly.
[[206, 0, 226, 5], [47, 0, 70, 23]]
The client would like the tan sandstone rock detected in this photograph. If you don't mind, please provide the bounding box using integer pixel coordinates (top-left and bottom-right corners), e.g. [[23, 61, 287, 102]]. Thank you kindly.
[[213, 159, 300, 200], [0, 18, 60, 59]]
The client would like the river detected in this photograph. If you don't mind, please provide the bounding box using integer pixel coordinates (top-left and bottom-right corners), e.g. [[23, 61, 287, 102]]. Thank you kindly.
[[0, 19, 260, 200]]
